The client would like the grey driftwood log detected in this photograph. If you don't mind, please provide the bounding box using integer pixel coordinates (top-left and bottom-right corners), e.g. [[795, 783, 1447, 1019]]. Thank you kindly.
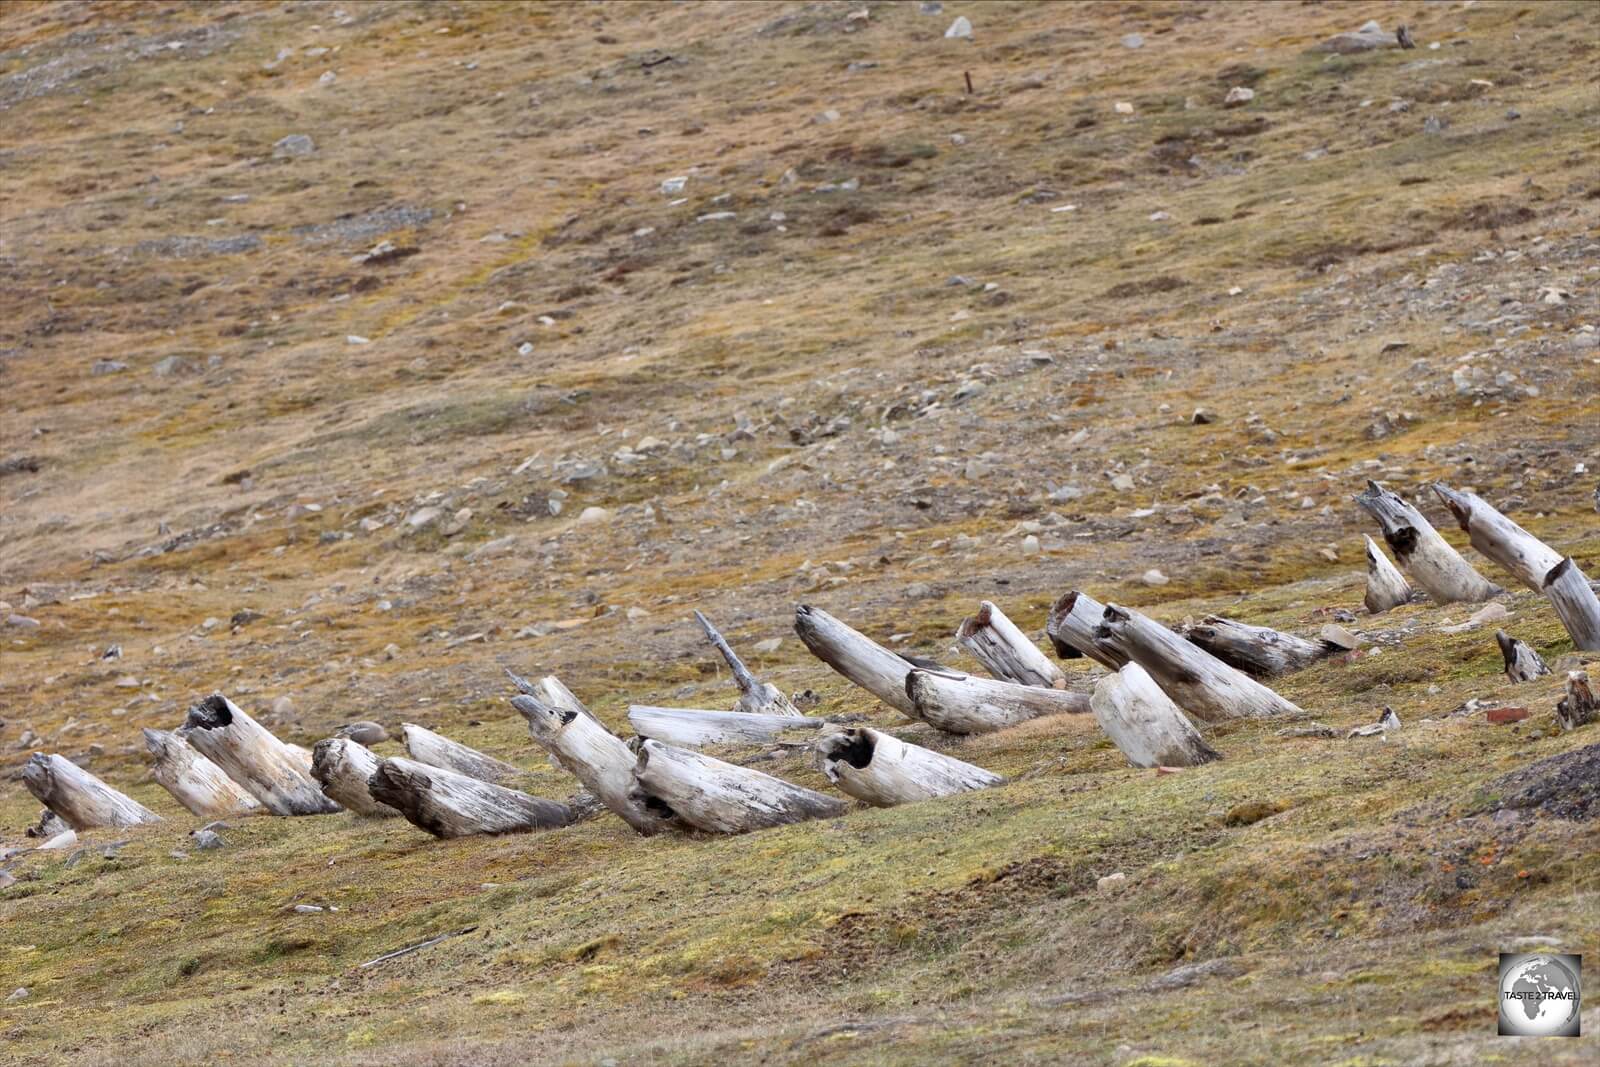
[[1495, 629, 1549, 683], [143, 727, 262, 818], [1045, 591, 1128, 669], [400, 723, 526, 785], [956, 601, 1067, 688], [310, 738, 398, 817], [1434, 483, 1600, 650], [512, 693, 682, 835], [1095, 604, 1304, 721], [183, 694, 340, 815], [1354, 480, 1499, 603], [1183, 616, 1338, 678], [812, 727, 1001, 807], [1090, 664, 1221, 768], [629, 739, 847, 834], [23, 753, 163, 830], [1556, 671, 1597, 732], [903, 669, 1090, 734], [696, 610, 800, 715], [794, 604, 922, 715], [1363, 534, 1415, 613], [368, 756, 572, 838], [627, 705, 834, 748]]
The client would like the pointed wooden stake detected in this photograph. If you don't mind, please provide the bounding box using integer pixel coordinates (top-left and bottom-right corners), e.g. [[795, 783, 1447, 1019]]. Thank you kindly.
[[183, 694, 340, 815], [956, 601, 1067, 688], [630, 740, 848, 834], [903, 669, 1090, 734], [1363, 534, 1414, 614], [1090, 664, 1221, 768], [143, 728, 262, 819], [512, 694, 682, 835], [400, 723, 526, 785], [813, 727, 1001, 806], [1354, 480, 1499, 603], [696, 610, 800, 715], [310, 738, 399, 816], [368, 757, 572, 838], [23, 753, 162, 830]]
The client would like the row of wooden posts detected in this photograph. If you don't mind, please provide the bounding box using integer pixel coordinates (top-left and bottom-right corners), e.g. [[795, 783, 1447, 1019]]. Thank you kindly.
[[18, 480, 1600, 845]]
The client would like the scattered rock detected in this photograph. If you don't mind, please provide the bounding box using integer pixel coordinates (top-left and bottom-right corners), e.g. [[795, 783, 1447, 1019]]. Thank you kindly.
[[1422, 115, 1449, 135], [1096, 871, 1127, 892], [271, 695, 295, 719], [1319, 624, 1359, 650], [192, 829, 224, 850], [1110, 473, 1135, 492], [406, 506, 444, 530], [152, 355, 196, 377], [1120, 33, 1143, 49], [1191, 408, 1214, 425], [576, 506, 612, 526], [91, 359, 128, 375], [1470, 602, 1510, 625], [944, 16, 972, 39], [1141, 569, 1169, 587], [1313, 20, 1395, 54], [753, 637, 783, 654], [1486, 706, 1531, 725], [1020, 534, 1041, 556], [1114, 101, 1135, 115], [6, 988, 27, 1002], [5, 614, 41, 630], [1223, 86, 1254, 107], [292, 904, 325, 914], [273, 134, 315, 158]]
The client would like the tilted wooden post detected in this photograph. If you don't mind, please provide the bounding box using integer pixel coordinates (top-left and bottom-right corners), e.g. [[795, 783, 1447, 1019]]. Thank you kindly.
[[183, 694, 340, 815], [143, 728, 262, 818], [1363, 534, 1414, 613], [1090, 664, 1220, 768], [695, 611, 800, 715], [1183, 616, 1337, 677], [956, 601, 1067, 688], [512, 694, 682, 835], [794, 604, 920, 715], [311, 738, 399, 817], [400, 723, 526, 785], [1495, 630, 1549, 683], [1095, 604, 1303, 721], [627, 705, 833, 748], [902, 669, 1090, 734], [813, 727, 1001, 807], [367, 756, 572, 838], [23, 753, 162, 830], [1045, 591, 1128, 669], [1434, 483, 1600, 650], [1354, 480, 1499, 603], [629, 739, 847, 834]]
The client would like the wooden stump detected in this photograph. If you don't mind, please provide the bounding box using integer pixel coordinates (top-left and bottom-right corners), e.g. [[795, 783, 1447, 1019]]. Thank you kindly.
[[143, 728, 262, 819], [23, 753, 163, 830], [1183, 616, 1336, 677], [1354, 480, 1499, 603], [512, 694, 682, 835], [956, 601, 1067, 688], [1363, 534, 1414, 614], [695, 610, 800, 715], [1090, 664, 1221, 768], [183, 694, 340, 815], [1095, 604, 1303, 721], [1555, 671, 1597, 731], [1435, 484, 1600, 650], [813, 727, 1001, 807], [400, 723, 526, 785], [1045, 591, 1127, 669], [903, 669, 1090, 734], [629, 740, 848, 834], [794, 604, 920, 715], [310, 738, 399, 817], [627, 705, 834, 748], [1496, 630, 1549, 683], [368, 756, 573, 838]]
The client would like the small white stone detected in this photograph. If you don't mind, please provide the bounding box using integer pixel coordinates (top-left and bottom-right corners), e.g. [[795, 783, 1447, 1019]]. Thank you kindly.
[[945, 16, 973, 39], [1141, 568, 1169, 587], [575, 506, 611, 525], [1097, 872, 1127, 892], [1021, 534, 1041, 555], [1114, 101, 1134, 114]]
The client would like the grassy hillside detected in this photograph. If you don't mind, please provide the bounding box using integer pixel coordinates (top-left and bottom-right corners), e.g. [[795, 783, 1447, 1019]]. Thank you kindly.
[[3, 1, 1598, 1063]]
